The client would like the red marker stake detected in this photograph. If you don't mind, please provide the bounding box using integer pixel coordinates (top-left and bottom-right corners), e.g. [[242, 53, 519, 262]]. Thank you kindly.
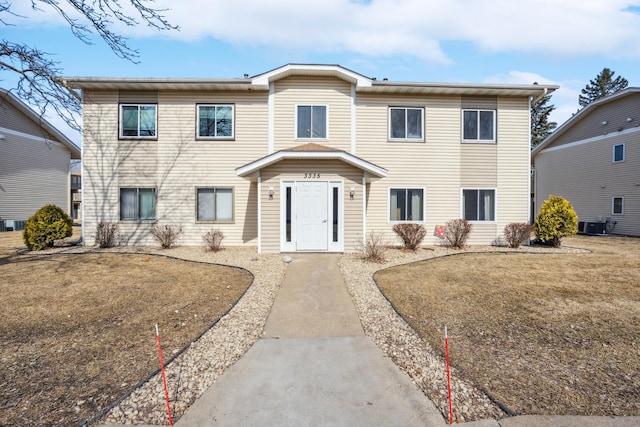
[[156, 324, 174, 426], [445, 326, 454, 424]]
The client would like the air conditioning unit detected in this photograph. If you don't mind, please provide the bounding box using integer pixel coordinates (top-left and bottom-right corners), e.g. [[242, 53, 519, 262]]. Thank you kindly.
[[585, 222, 607, 235]]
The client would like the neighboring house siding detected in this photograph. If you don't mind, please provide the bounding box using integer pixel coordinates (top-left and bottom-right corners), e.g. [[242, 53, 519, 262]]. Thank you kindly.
[[0, 132, 70, 220], [273, 76, 352, 152], [535, 128, 640, 236], [0, 98, 53, 138], [551, 93, 640, 146]]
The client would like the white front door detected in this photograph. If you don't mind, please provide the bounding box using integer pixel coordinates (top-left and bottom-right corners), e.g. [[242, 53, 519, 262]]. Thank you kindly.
[[296, 181, 329, 251]]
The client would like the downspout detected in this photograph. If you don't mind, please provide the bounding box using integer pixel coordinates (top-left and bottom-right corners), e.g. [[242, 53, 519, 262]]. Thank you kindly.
[[258, 176, 262, 254], [531, 87, 548, 106]]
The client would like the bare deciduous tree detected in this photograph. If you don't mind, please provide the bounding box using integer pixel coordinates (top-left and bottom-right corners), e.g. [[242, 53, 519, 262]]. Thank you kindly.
[[0, 0, 178, 130]]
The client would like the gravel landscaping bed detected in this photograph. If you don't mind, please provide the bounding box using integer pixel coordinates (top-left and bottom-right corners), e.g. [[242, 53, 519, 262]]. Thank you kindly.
[[77, 243, 584, 425]]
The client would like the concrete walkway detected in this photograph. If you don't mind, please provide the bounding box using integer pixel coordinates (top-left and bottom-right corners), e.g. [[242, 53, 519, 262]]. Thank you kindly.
[[175, 254, 445, 426]]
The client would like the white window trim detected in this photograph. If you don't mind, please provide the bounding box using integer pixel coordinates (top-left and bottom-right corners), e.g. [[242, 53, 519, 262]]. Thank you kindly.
[[387, 187, 426, 224], [195, 187, 235, 223], [461, 109, 496, 143], [119, 104, 157, 139], [460, 188, 498, 223], [196, 104, 235, 140], [612, 143, 625, 163], [612, 196, 624, 215], [388, 107, 425, 142], [295, 104, 329, 140]]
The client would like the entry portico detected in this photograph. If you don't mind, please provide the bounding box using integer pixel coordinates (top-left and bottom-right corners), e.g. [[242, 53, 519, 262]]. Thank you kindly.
[[237, 143, 387, 253]]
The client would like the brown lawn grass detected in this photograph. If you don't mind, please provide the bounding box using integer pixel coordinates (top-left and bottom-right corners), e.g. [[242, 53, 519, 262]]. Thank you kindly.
[[0, 229, 252, 426], [375, 235, 640, 417]]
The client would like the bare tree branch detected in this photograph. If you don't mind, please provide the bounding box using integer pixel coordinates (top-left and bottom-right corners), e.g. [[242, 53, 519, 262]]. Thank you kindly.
[[0, 0, 179, 131]]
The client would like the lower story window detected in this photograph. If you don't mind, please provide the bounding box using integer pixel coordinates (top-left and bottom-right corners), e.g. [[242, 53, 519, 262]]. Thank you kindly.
[[197, 188, 233, 221], [463, 189, 495, 221], [612, 196, 624, 215], [390, 188, 424, 221], [120, 188, 156, 220]]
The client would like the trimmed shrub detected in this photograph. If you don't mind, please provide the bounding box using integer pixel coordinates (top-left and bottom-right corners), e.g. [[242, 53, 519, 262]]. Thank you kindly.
[[534, 195, 578, 247], [392, 223, 426, 250], [355, 231, 387, 263], [203, 228, 224, 252], [443, 218, 472, 249], [150, 224, 183, 249], [95, 222, 119, 248], [503, 222, 534, 248], [23, 204, 73, 251]]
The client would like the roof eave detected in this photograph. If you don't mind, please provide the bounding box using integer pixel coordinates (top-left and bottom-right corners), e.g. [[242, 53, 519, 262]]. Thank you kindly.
[[0, 88, 80, 158], [533, 86, 640, 156], [236, 150, 387, 178]]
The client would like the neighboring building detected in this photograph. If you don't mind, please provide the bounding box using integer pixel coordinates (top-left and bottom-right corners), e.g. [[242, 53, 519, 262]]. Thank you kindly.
[[65, 64, 556, 252], [0, 88, 81, 231], [532, 87, 640, 237]]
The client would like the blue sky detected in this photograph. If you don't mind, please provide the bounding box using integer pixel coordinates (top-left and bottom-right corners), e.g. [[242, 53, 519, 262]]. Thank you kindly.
[[3, 0, 640, 146]]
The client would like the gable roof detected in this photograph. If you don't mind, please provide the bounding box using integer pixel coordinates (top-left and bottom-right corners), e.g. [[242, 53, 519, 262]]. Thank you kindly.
[[532, 87, 640, 156], [236, 143, 387, 180], [62, 64, 557, 100], [0, 87, 81, 159]]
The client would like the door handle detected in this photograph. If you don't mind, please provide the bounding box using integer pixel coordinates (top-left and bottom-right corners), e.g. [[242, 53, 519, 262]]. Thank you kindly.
[[322, 219, 327, 223]]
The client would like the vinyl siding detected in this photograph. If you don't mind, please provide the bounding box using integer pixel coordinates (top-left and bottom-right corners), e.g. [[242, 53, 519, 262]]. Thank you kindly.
[[0, 132, 71, 220], [260, 159, 363, 253], [494, 96, 531, 242], [549, 93, 640, 147], [0, 99, 54, 138], [535, 128, 640, 236], [357, 94, 463, 246], [81, 91, 120, 244], [273, 76, 352, 151], [80, 78, 534, 250]]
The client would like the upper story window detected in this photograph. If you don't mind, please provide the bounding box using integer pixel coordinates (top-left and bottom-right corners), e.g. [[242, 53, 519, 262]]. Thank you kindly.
[[463, 109, 495, 142], [462, 189, 495, 221], [613, 143, 625, 163], [389, 107, 424, 141], [297, 105, 327, 139], [197, 104, 234, 139], [120, 104, 157, 138], [120, 188, 156, 221], [389, 188, 424, 222]]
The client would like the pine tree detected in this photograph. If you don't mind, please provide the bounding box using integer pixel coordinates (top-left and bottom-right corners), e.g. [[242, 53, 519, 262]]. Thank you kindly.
[[531, 92, 557, 148], [579, 68, 629, 107]]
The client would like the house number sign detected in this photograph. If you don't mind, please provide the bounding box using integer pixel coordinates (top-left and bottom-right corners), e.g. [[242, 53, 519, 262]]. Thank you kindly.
[[304, 173, 321, 178]]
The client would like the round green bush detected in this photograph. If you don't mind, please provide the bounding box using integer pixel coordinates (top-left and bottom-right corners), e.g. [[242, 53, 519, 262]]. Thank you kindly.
[[534, 195, 578, 247], [23, 204, 73, 251]]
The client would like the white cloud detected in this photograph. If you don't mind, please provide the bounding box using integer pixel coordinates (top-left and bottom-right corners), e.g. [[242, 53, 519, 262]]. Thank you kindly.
[[144, 0, 640, 61], [9, 1, 640, 63]]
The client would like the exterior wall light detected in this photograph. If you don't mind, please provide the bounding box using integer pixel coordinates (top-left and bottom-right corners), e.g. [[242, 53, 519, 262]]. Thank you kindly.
[[268, 187, 274, 200], [350, 187, 356, 200]]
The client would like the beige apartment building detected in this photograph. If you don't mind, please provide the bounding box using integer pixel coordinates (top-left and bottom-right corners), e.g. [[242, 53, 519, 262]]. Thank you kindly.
[[65, 64, 556, 252]]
